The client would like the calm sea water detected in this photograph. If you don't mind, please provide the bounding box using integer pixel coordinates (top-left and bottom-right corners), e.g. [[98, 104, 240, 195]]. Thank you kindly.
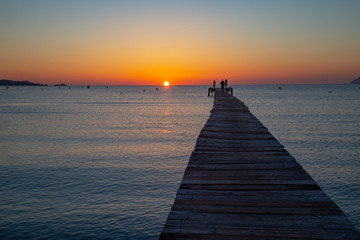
[[0, 84, 359, 239]]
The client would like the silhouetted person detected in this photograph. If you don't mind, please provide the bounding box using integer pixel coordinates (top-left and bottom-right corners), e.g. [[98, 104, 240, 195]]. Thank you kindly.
[[225, 79, 228, 87], [213, 80, 216, 88], [220, 80, 225, 92]]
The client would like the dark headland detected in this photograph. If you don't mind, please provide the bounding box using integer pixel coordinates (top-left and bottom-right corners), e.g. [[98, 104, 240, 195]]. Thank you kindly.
[[0, 79, 47, 86], [350, 77, 360, 84], [54, 83, 67, 86]]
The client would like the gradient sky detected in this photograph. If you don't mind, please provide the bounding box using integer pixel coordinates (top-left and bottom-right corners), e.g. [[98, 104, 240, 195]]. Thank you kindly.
[[1, 0, 359, 85]]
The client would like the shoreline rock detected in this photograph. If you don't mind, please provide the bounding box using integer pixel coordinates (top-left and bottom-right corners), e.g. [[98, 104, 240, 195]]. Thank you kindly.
[[350, 77, 360, 84]]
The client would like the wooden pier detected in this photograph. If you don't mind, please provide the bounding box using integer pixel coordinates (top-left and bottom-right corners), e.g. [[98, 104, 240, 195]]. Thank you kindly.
[[159, 89, 359, 239]]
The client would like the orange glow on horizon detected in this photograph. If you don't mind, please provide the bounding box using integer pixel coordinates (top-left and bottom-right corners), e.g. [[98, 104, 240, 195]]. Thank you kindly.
[[1, 1, 359, 86]]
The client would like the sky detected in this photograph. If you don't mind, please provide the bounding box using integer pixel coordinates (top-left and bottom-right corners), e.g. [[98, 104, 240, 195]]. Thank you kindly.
[[1, 0, 359, 86]]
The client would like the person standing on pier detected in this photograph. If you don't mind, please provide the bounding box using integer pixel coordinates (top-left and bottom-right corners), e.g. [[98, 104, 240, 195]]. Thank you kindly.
[[225, 79, 228, 87], [220, 80, 225, 92], [213, 80, 216, 88]]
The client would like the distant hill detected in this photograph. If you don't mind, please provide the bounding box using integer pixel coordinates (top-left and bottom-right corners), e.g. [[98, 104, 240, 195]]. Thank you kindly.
[[350, 77, 360, 84], [0, 79, 47, 86]]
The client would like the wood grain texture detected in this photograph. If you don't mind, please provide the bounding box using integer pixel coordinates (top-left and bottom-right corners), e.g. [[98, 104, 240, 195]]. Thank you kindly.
[[159, 90, 359, 239]]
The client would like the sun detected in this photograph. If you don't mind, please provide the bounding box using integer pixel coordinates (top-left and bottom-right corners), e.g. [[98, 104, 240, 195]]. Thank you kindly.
[[163, 81, 170, 87]]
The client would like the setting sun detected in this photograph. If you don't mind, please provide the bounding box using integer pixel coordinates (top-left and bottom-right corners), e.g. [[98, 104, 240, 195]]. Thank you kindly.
[[164, 81, 170, 87]]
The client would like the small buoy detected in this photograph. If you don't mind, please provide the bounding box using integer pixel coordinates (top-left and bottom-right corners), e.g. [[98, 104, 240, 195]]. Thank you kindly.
[[87, 85, 90, 89], [156, 88, 158, 90], [329, 91, 331, 94], [41, 88, 43, 91], [5, 87, 9, 89], [120, 92, 123, 94], [69, 87, 71, 89], [279, 86, 282, 90]]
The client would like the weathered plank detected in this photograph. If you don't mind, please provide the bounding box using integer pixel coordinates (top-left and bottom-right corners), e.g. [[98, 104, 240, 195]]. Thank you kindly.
[[159, 89, 359, 239]]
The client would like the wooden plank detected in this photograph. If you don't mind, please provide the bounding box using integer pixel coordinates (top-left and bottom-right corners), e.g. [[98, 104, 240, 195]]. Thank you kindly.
[[201, 126, 271, 134], [199, 131, 277, 140], [195, 138, 284, 146], [161, 225, 359, 240], [189, 152, 297, 163], [179, 184, 321, 191], [193, 147, 287, 153], [182, 170, 313, 180], [174, 190, 332, 202], [187, 162, 302, 170], [164, 211, 355, 230], [176, 189, 328, 197], [171, 204, 343, 215], [159, 89, 360, 239]]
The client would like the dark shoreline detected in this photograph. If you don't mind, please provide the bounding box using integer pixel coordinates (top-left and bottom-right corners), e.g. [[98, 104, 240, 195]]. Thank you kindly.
[[0, 79, 47, 86]]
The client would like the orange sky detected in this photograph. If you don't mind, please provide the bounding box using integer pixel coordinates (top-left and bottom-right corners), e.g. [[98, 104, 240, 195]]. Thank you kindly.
[[1, 1, 359, 85]]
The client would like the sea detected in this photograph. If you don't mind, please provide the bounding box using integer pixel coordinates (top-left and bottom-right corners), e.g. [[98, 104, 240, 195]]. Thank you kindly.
[[0, 84, 359, 239]]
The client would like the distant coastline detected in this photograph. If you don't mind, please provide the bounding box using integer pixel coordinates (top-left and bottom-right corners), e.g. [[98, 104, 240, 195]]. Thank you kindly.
[[350, 77, 360, 84], [0, 79, 47, 86], [2, 78, 360, 86]]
